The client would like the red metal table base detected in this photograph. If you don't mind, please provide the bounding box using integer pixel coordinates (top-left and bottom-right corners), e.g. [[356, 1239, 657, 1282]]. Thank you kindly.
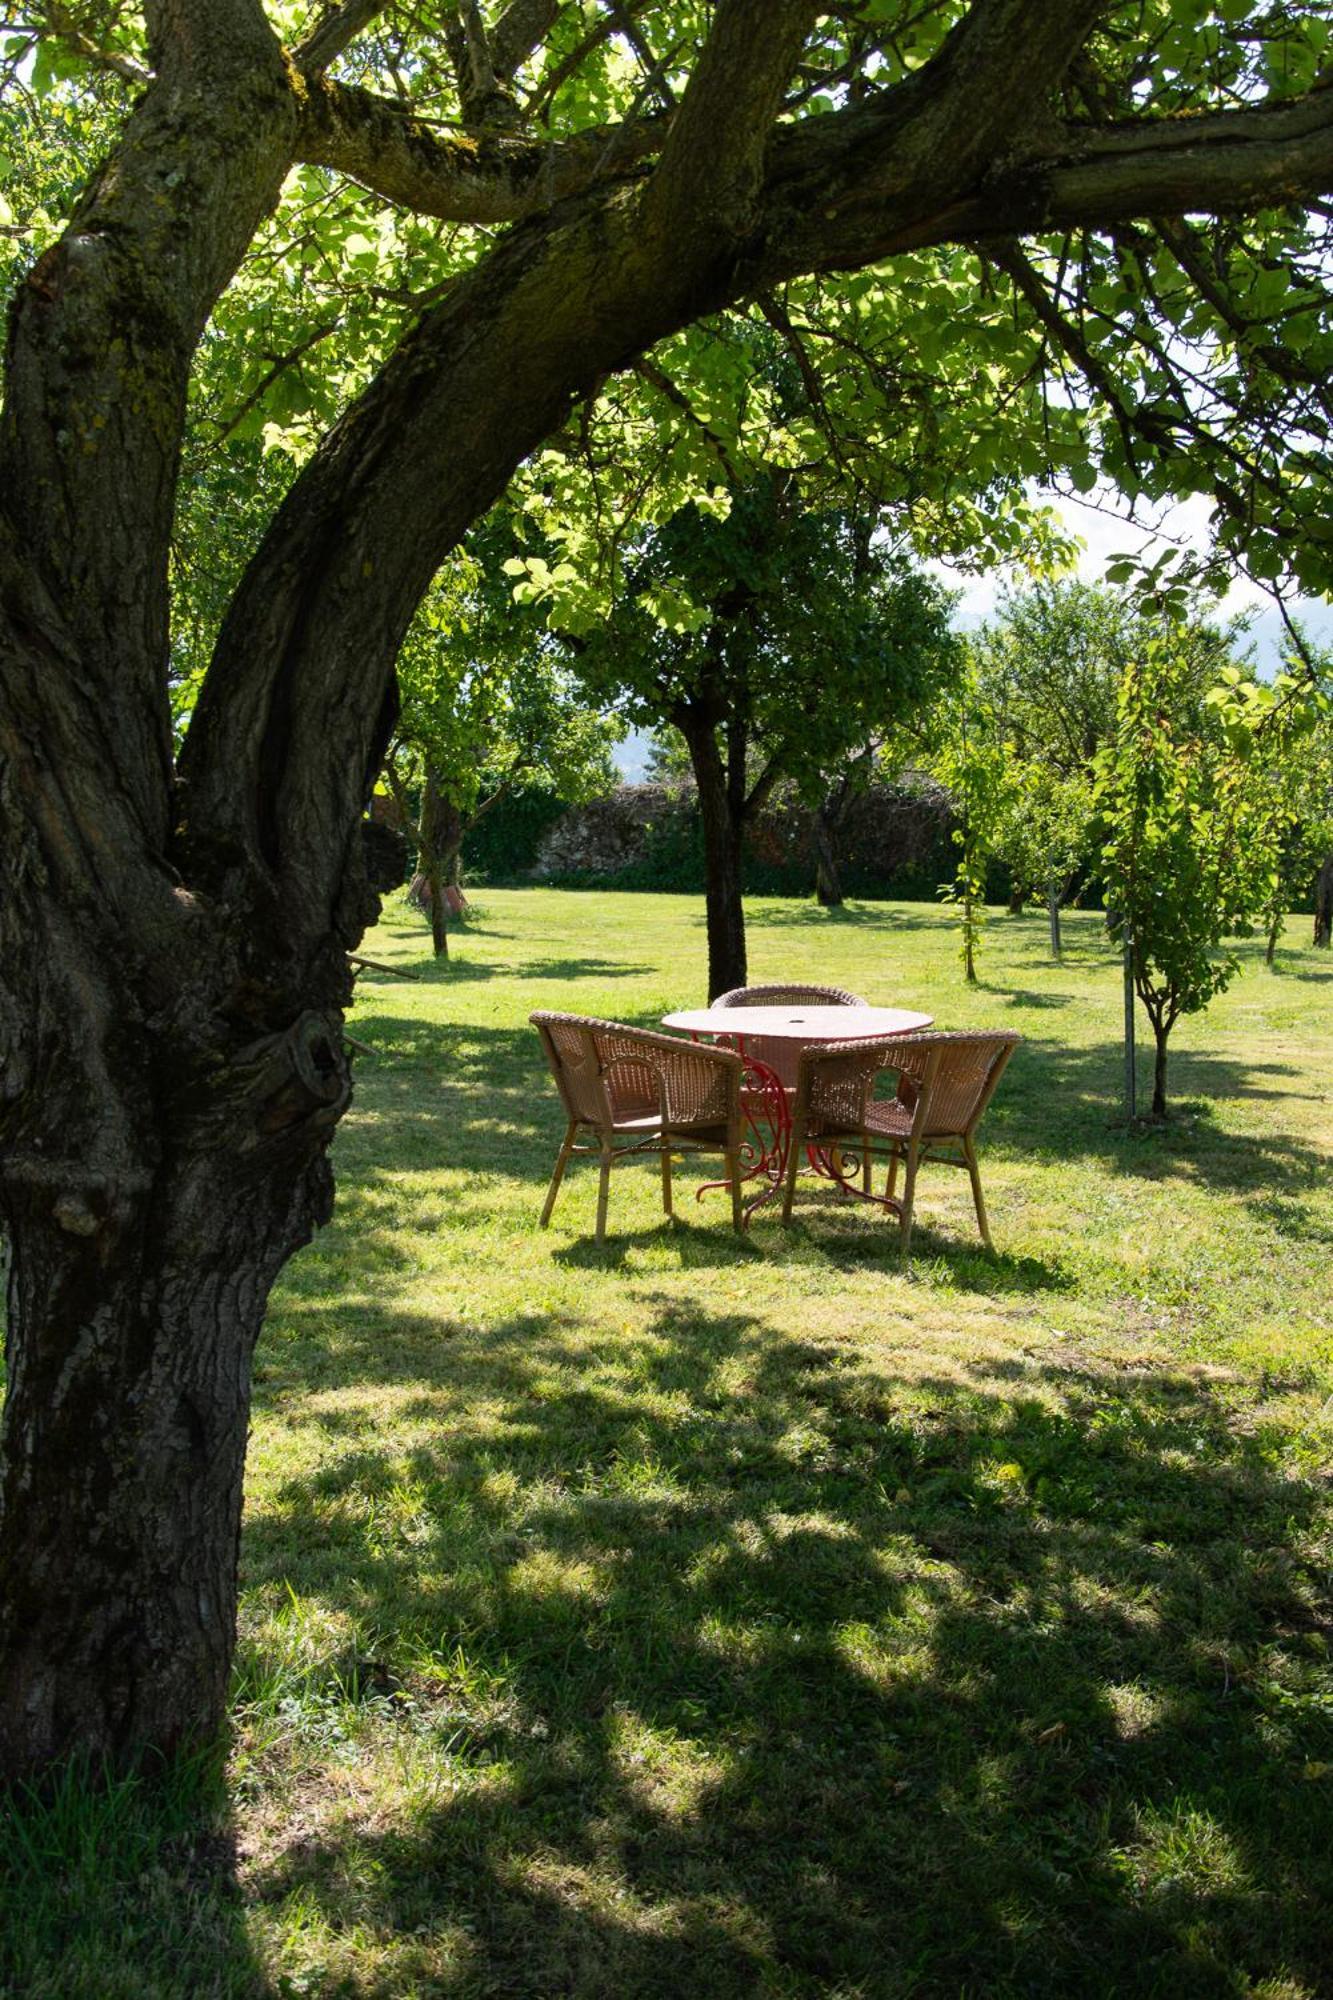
[[690, 1038, 903, 1223], [693, 1055, 791, 1221]]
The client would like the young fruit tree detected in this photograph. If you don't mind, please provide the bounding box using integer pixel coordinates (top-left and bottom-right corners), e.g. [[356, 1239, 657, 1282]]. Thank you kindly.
[[1095, 642, 1286, 1118], [1, 2, 1332, 1782], [966, 580, 1248, 959]]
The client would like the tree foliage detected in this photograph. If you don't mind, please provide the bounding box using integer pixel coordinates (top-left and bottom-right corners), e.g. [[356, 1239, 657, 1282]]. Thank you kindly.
[[1095, 640, 1302, 1117], [964, 580, 1250, 957], [558, 475, 958, 993]]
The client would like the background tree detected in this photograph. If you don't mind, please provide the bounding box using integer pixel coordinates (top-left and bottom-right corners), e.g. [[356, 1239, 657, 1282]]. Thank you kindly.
[[553, 476, 957, 996], [1096, 641, 1280, 1118], [2, 2, 1333, 1783], [385, 534, 619, 957], [967, 580, 1248, 955]]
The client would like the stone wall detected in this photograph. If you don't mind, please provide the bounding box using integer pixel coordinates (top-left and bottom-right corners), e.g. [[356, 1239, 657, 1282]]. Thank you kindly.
[[531, 776, 957, 895]]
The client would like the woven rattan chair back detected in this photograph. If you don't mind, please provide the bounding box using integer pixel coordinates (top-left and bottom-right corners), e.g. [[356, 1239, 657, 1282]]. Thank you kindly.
[[531, 1011, 744, 1242], [712, 983, 867, 1009], [785, 1029, 1020, 1260]]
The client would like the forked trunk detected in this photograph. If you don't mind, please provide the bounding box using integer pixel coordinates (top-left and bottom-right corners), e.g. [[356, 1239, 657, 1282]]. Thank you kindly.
[[417, 774, 465, 959]]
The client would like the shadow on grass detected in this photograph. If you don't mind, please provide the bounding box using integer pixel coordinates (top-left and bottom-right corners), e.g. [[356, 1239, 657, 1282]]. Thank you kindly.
[[746, 900, 954, 933], [0, 1753, 260, 1998], [357, 953, 660, 992], [238, 1296, 1333, 1997]]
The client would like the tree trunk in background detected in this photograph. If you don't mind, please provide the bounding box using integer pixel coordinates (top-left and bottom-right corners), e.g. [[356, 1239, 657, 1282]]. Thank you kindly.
[[1047, 877, 1063, 960], [814, 804, 843, 907], [417, 772, 466, 959], [1151, 1021, 1170, 1118], [1315, 856, 1333, 948], [684, 720, 747, 998]]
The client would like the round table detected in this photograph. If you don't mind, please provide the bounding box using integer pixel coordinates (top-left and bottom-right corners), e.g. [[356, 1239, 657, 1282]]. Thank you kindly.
[[661, 1003, 934, 1217]]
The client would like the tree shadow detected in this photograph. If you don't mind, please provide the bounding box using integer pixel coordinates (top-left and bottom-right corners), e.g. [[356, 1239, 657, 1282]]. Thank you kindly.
[[986, 1035, 1329, 1217], [1268, 960, 1333, 983], [0, 1757, 261, 1997], [989, 987, 1075, 1009], [355, 953, 661, 993], [747, 900, 953, 933], [239, 1296, 1333, 1996]]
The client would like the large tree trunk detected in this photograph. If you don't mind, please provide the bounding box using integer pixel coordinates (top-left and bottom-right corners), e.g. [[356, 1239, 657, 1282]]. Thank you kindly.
[[1315, 855, 1333, 948], [0, 1025, 347, 1775]]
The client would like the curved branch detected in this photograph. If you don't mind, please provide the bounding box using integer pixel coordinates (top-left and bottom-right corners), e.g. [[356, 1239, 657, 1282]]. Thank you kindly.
[[748, 81, 1333, 282], [0, 6, 295, 856], [297, 74, 665, 222]]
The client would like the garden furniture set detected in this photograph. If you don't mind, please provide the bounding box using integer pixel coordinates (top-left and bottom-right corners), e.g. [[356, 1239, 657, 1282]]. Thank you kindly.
[[531, 984, 1019, 1260]]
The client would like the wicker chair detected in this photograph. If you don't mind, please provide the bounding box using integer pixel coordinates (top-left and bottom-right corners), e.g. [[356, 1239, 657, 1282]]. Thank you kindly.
[[781, 1030, 1020, 1261], [531, 1011, 746, 1243], [712, 982, 868, 1090]]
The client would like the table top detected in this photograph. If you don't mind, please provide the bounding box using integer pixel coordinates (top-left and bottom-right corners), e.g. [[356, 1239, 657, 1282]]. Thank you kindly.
[[661, 1004, 934, 1041]]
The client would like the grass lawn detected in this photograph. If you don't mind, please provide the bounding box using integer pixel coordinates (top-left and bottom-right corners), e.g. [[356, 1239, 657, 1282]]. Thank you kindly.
[[4, 889, 1333, 1998]]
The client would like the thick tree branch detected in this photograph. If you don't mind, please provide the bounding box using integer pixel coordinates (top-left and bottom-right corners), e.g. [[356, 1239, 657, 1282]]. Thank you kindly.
[[747, 82, 1333, 283], [856, 0, 1108, 195], [297, 75, 664, 222], [0, 3, 294, 867], [646, 0, 820, 242]]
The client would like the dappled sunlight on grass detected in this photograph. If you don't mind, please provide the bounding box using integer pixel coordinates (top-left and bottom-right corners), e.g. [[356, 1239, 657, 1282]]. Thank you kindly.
[[220, 893, 1333, 1992]]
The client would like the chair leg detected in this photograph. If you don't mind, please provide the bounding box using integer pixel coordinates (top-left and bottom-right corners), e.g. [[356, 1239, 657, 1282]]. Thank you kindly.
[[899, 1136, 921, 1267], [595, 1142, 613, 1244], [781, 1121, 803, 1224], [540, 1119, 578, 1228], [727, 1149, 743, 1234], [861, 1135, 871, 1193], [964, 1135, 992, 1248], [661, 1138, 673, 1216], [886, 1144, 899, 1203]]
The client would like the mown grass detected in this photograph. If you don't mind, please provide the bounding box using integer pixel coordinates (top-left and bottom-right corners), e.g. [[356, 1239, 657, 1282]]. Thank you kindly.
[[3, 890, 1331, 1998]]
